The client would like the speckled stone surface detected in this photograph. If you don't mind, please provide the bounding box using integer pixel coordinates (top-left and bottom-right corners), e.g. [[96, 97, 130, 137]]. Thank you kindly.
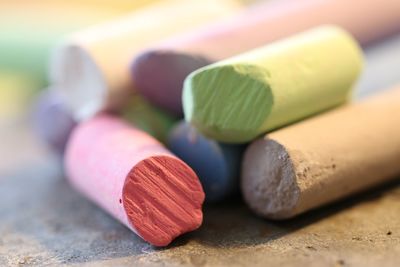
[[0, 118, 399, 267]]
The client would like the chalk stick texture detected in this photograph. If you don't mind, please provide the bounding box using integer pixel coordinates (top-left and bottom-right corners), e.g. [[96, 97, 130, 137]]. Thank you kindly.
[[132, 0, 400, 115], [168, 121, 244, 203], [183, 26, 363, 143], [242, 86, 400, 219], [65, 115, 205, 246], [51, 0, 240, 120]]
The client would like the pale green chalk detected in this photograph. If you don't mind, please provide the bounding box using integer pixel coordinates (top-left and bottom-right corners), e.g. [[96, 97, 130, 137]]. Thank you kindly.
[[183, 26, 364, 143], [121, 94, 178, 144]]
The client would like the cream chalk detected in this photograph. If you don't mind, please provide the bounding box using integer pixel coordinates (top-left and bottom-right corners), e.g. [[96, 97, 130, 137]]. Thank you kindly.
[[50, 0, 240, 120]]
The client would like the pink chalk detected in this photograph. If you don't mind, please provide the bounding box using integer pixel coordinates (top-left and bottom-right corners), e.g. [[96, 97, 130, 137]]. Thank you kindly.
[[65, 114, 204, 246], [132, 0, 400, 114], [157, 0, 400, 58]]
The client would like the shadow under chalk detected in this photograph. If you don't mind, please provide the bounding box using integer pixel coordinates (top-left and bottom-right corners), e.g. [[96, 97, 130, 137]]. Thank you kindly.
[[1, 161, 399, 265], [174, 178, 400, 249]]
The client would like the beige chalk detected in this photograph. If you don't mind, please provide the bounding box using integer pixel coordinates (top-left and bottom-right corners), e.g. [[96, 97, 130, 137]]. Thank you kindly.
[[242, 86, 400, 219], [50, 0, 240, 120]]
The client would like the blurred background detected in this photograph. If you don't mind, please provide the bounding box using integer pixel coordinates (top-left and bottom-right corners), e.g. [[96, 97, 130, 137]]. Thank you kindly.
[[0, 0, 151, 122]]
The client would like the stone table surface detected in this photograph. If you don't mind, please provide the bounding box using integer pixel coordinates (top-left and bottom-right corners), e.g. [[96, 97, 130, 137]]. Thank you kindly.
[[0, 117, 399, 267]]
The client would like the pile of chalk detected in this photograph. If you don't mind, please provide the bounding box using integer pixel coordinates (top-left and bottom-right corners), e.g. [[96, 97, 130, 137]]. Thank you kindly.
[[32, 0, 400, 246]]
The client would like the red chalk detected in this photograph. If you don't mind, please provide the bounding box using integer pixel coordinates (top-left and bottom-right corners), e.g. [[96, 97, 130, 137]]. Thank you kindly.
[[65, 114, 204, 246]]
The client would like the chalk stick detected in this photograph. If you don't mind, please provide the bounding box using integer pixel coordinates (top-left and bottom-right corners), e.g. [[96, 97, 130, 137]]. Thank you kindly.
[[184, 26, 363, 143], [168, 121, 244, 203], [65, 115, 205, 246], [131, 0, 400, 115], [120, 94, 177, 144], [242, 86, 400, 219], [50, 0, 240, 121], [32, 89, 77, 154]]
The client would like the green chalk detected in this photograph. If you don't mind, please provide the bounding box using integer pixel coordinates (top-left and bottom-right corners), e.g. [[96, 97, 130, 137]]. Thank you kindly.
[[121, 94, 178, 144], [183, 26, 364, 143]]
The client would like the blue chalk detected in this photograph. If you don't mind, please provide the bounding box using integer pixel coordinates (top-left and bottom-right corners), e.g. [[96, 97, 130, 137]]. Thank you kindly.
[[167, 121, 245, 203]]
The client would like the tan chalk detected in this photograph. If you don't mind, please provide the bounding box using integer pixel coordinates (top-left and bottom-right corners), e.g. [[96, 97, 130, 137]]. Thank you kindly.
[[242, 86, 400, 219]]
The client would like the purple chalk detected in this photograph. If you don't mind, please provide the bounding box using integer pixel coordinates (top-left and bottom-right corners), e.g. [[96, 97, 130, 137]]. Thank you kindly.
[[131, 50, 211, 115], [32, 89, 77, 154]]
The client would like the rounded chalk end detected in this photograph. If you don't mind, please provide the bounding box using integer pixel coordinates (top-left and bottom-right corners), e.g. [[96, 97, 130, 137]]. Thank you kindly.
[[241, 138, 300, 219], [123, 155, 205, 247], [183, 64, 273, 143], [32, 90, 77, 154], [168, 121, 242, 203], [132, 50, 211, 116], [50, 44, 107, 121]]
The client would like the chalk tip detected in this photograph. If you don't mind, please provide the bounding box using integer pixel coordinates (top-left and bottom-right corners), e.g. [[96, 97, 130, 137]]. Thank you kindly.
[[32, 89, 76, 154], [168, 122, 229, 202], [183, 64, 273, 143], [241, 138, 300, 219], [132, 50, 211, 116], [51, 45, 107, 121], [168, 121, 243, 203], [123, 155, 205, 246]]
